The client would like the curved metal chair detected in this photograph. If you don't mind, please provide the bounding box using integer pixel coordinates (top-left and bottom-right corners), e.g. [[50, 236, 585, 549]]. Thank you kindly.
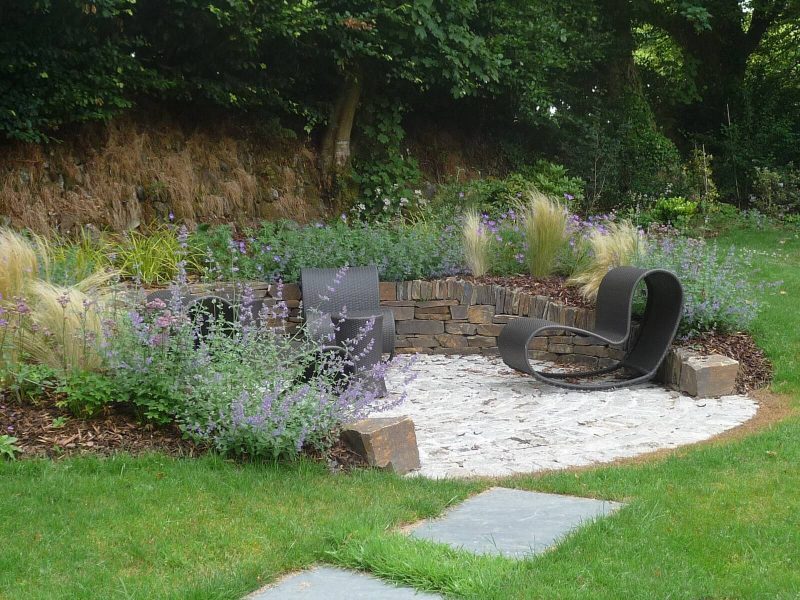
[[300, 265, 395, 358], [499, 267, 683, 390]]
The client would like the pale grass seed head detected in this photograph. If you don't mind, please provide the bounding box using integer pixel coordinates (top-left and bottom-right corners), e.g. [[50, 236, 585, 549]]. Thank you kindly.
[[568, 220, 645, 301], [0, 228, 39, 300], [519, 191, 568, 278], [462, 209, 492, 277]]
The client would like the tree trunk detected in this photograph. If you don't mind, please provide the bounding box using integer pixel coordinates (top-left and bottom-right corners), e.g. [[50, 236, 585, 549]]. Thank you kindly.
[[320, 72, 362, 191]]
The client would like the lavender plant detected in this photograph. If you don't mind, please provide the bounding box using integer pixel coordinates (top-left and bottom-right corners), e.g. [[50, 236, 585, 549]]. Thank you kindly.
[[637, 235, 776, 334], [106, 245, 410, 459]]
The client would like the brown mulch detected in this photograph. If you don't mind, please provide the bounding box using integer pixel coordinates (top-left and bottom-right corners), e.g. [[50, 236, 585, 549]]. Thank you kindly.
[[465, 275, 593, 308], [0, 395, 198, 459], [678, 331, 773, 394]]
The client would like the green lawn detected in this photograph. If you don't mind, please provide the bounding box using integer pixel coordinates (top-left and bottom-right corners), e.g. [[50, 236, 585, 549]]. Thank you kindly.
[[2, 226, 799, 599]]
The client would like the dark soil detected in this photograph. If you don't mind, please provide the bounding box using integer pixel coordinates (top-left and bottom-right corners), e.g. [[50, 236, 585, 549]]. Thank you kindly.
[[0, 396, 197, 459]]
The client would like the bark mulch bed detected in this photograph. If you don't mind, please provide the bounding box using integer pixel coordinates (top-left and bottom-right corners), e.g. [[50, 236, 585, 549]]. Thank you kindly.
[[1, 393, 367, 468], [1, 397, 197, 459], [466, 275, 593, 308], [678, 332, 772, 395]]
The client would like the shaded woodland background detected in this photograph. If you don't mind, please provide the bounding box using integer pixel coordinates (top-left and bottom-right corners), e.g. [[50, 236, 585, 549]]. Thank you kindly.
[[0, 0, 798, 231]]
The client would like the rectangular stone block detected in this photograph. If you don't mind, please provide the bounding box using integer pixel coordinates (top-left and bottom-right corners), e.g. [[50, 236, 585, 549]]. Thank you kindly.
[[657, 347, 698, 388], [389, 306, 415, 321], [415, 305, 451, 315], [528, 336, 548, 351], [450, 304, 468, 320], [415, 313, 450, 321], [580, 345, 610, 358], [679, 354, 739, 398], [468, 335, 496, 348], [341, 417, 421, 474], [379, 281, 397, 301], [411, 280, 422, 300], [404, 335, 439, 348], [548, 343, 573, 354], [492, 314, 515, 324], [419, 281, 433, 300], [529, 350, 558, 361], [416, 300, 458, 308], [477, 323, 504, 337], [396, 320, 445, 335], [556, 354, 598, 368], [446, 322, 478, 335], [382, 300, 416, 307], [435, 334, 470, 349], [468, 305, 495, 324]]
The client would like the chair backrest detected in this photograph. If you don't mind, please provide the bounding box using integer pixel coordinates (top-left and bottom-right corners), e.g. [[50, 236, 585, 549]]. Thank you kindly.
[[624, 269, 684, 375], [300, 265, 381, 320], [593, 266, 683, 374]]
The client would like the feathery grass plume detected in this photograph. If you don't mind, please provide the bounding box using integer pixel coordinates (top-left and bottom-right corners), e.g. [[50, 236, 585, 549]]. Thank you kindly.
[[568, 220, 645, 301], [0, 228, 39, 300], [519, 191, 568, 277], [21, 280, 109, 371], [462, 209, 492, 277]]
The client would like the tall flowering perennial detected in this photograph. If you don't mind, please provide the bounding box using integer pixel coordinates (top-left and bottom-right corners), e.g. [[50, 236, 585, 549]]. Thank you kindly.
[[106, 239, 410, 459], [636, 235, 779, 334]]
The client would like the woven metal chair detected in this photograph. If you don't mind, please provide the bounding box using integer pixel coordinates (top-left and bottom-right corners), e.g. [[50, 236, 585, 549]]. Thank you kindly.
[[498, 267, 683, 390], [300, 265, 395, 358]]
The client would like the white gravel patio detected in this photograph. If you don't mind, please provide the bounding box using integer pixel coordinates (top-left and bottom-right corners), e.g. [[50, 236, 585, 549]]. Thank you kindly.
[[379, 353, 757, 478]]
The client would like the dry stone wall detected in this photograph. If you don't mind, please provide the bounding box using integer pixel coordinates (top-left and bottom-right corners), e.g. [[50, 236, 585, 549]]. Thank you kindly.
[[191, 278, 625, 369]]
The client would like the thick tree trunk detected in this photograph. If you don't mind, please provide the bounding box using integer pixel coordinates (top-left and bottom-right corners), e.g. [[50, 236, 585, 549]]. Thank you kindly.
[[320, 72, 361, 190]]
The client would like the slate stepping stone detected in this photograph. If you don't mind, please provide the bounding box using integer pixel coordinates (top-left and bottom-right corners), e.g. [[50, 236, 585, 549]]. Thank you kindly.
[[245, 566, 442, 599], [410, 487, 623, 558]]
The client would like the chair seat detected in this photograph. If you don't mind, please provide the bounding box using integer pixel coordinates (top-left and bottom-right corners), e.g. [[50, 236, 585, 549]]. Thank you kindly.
[[498, 267, 683, 390]]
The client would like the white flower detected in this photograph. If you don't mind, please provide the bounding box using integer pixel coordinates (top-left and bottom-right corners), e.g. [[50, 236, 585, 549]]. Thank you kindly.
[[358, 203, 366, 211], [383, 197, 391, 206], [399, 197, 409, 206]]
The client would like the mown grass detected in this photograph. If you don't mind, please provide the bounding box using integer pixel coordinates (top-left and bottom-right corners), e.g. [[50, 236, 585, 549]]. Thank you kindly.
[[1, 225, 798, 599]]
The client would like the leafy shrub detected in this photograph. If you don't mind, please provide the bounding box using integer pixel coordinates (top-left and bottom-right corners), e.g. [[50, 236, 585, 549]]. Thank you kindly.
[[517, 161, 585, 206], [653, 196, 699, 226], [462, 210, 492, 276], [752, 164, 800, 217], [103, 266, 406, 458], [56, 370, 119, 417], [192, 220, 464, 283], [1, 363, 58, 404], [637, 236, 774, 334], [519, 192, 569, 277], [435, 163, 583, 217]]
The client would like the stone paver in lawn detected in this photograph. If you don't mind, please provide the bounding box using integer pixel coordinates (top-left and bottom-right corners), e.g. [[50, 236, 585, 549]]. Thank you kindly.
[[410, 487, 623, 558], [380, 354, 757, 478], [245, 566, 442, 599]]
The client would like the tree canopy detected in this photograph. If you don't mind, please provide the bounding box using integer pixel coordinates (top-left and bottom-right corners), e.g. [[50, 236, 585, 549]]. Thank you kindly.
[[0, 0, 797, 204]]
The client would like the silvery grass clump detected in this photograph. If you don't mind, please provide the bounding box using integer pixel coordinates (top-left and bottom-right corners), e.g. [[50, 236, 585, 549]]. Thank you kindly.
[[462, 209, 492, 277], [636, 235, 778, 335], [518, 191, 569, 277], [0, 228, 115, 373], [107, 256, 413, 460], [568, 220, 645, 300]]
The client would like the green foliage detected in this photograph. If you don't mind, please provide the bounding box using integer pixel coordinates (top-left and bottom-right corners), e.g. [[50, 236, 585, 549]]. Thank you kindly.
[[55, 370, 118, 418], [0, 435, 21, 460], [652, 196, 699, 227], [435, 163, 583, 217], [752, 164, 800, 217], [191, 220, 464, 283], [2, 363, 58, 404]]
